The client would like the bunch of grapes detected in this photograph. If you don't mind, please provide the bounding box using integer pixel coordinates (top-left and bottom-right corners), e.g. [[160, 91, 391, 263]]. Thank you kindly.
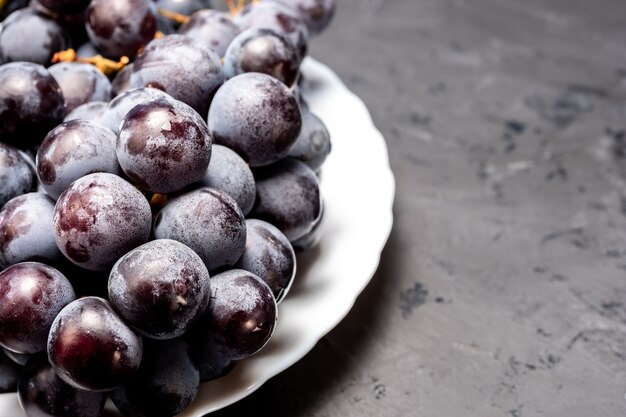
[[0, 0, 336, 415]]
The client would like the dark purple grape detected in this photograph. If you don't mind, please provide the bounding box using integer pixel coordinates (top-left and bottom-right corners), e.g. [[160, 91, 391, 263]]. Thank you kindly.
[[0, 349, 21, 392], [287, 109, 331, 170], [178, 9, 241, 57], [0, 8, 71, 66], [0, 62, 64, 147], [235, 219, 295, 303], [154, 187, 246, 272], [85, 0, 157, 60], [155, 0, 211, 15], [208, 72, 301, 167], [0, 0, 28, 20], [235, 1, 309, 60], [185, 332, 235, 381], [36, 120, 121, 199], [155, 14, 177, 36], [251, 158, 321, 241], [267, 0, 335, 36], [18, 354, 105, 417], [192, 269, 277, 360], [198, 144, 256, 215], [63, 101, 108, 125], [0, 262, 75, 354], [48, 62, 112, 115], [110, 338, 199, 417], [290, 198, 324, 250], [129, 34, 225, 117], [296, 87, 309, 111], [117, 97, 212, 193], [37, 0, 90, 14], [0, 143, 36, 207], [223, 27, 299, 86], [52, 172, 152, 271], [108, 239, 211, 339], [0, 193, 63, 268], [3, 347, 31, 366], [75, 42, 99, 58], [101, 87, 172, 133], [154, 0, 210, 34], [47, 296, 143, 391], [111, 62, 133, 96], [33, 3, 89, 48]]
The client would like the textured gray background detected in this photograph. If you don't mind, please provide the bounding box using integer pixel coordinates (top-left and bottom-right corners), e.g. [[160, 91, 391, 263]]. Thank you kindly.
[[211, 1, 626, 416]]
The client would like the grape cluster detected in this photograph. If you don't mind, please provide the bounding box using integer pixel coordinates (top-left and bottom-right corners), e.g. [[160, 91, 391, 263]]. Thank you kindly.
[[0, 0, 335, 415]]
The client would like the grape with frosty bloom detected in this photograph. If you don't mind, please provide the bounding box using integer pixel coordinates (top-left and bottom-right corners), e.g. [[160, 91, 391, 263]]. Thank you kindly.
[[0, 0, 337, 415]]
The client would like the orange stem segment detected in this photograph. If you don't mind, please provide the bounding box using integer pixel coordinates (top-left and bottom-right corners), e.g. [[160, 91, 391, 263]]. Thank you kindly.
[[52, 49, 130, 77], [157, 8, 191, 24], [225, 0, 248, 16]]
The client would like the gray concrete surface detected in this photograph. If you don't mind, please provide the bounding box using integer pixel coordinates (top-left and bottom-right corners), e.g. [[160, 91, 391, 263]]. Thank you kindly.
[[210, 1, 626, 416]]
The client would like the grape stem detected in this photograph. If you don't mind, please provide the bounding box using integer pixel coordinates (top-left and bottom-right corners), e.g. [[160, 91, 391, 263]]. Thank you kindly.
[[150, 193, 169, 207], [224, 0, 257, 16], [157, 8, 191, 24], [51, 49, 129, 76]]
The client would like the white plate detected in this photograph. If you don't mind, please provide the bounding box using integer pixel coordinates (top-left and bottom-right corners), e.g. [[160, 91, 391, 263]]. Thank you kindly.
[[0, 57, 395, 416]]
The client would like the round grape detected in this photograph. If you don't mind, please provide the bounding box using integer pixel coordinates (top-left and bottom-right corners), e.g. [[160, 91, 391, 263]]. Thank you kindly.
[[291, 198, 324, 250], [0, 262, 75, 354], [0, 143, 36, 207], [111, 62, 133, 96], [85, 0, 157, 60], [268, 0, 336, 36], [117, 97, 212, 193], [108, 239, 211, 340], [18, 354, 105, 417], [3, 347, 30, 366], [208, 72, 301, 167], [199, 144, 256, 216], [192, 269, 277, 360], [287, 108, 331, 171], [129, 34, 225, 118], [224, 27, 300, 87], [178, 9, 241, 58], [0, 0, 28, 20], [110, 338, 199, 417], [47, 296, 143, 391], [37, 0, 90, 14], [154, 187, 247, 272], [49, 62, 112, 116], [63, 101, 108, 125], [186, 331, 235, 381], [0, 8, 71, 66], [30, 2, 87, 48], [52, 172, 152, 271], [100, 86, 172, 134], [155, 0, 211, 15], [235, 219, 296, 303], [0, 62, 64, 148], [36, 120, 121, 199], [0, 193, 63, 268], [235, 1, 309, 60], [75, 42, 99, 58], [251, 158, 321, 241]]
